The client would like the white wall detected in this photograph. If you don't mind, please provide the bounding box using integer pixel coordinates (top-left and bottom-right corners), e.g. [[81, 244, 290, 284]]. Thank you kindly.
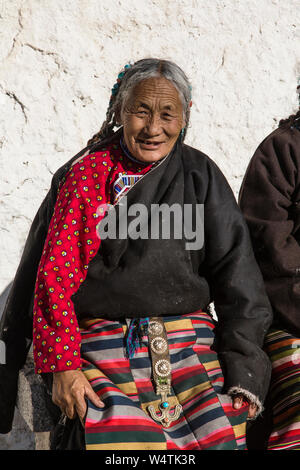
[[0, 0, 299, 448]]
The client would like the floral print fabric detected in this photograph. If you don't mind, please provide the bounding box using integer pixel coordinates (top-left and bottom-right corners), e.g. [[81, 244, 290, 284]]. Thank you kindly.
[[33, 142, 153, 373]]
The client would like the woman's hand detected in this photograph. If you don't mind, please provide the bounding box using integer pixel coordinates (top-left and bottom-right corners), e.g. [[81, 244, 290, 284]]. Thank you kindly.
[[52, 370, 104, 426], [232, 394, 258, 419]]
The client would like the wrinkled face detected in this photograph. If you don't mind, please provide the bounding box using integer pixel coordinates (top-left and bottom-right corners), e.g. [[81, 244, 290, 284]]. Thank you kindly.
[[120, 77, 185, 163]]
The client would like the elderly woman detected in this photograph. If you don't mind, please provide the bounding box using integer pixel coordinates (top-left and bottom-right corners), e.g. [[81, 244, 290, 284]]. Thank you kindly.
[[0, 58, 272, 450]]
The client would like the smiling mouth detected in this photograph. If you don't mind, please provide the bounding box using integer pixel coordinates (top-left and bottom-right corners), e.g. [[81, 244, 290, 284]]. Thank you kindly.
[[136, 138, 164, 148]]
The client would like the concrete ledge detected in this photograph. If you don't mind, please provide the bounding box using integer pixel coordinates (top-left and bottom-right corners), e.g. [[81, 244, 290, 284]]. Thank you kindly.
[[17, 351, 56, 433], [0, 285, 58, 449], [16, 350, 60, 449]]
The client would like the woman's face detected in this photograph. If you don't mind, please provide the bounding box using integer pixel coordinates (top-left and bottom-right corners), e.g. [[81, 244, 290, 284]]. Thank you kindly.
[[120, 77, 185, 163]]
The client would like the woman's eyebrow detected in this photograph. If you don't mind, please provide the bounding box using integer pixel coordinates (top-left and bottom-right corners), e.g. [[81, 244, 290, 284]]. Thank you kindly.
[[162, 104, 175, 111], [136, 102, 151, 110], [135, 102, 175, 111]]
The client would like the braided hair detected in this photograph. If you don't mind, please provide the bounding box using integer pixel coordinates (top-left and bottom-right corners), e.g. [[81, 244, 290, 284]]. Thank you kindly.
[[279, 109, 300, 128], [87, 58, 192, 146], [279, 78, 300, 128]]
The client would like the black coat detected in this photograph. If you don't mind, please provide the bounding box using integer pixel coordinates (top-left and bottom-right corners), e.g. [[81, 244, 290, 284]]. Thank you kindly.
[[239, 121, 300, 336], [0, 132, 273, 433]]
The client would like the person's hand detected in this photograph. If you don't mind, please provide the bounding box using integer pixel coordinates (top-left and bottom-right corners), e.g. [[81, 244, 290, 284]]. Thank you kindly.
[[232, 394, 257, 419], [52, 369, 104, 426]]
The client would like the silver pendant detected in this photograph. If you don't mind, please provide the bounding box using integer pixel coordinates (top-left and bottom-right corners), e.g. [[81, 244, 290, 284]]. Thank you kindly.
[[148, 380, 183, 428]]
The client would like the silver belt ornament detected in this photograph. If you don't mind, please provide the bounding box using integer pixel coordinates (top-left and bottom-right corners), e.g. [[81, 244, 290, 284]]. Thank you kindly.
[[147, 318, 182, 427]]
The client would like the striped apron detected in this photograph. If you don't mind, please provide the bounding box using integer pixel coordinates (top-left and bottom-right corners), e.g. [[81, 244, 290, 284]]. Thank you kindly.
[[79, 311, 249, 450], [264, 328, 300, 450]]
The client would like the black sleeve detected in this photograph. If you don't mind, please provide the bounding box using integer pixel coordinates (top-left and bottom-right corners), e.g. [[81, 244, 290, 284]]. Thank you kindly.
[[203, 159, 273, 403]]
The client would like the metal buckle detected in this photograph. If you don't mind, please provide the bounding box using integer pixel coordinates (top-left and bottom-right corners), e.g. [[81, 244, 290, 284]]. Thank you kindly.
[[147, 317, 182, 427]]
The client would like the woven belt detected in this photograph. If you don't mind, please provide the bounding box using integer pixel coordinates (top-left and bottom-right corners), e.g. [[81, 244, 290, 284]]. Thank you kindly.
[[147, 317, 182, 427]]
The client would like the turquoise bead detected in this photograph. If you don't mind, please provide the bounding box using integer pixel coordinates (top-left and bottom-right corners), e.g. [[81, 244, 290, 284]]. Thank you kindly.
[[161, 401, 169, 409]]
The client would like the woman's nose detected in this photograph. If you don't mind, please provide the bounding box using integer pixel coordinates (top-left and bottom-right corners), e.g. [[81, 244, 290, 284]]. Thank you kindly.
[[144, 114, 161, 135]]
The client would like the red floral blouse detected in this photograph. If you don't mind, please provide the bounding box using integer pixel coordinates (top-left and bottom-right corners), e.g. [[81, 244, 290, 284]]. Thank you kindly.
[[33, 141, 153, 374]]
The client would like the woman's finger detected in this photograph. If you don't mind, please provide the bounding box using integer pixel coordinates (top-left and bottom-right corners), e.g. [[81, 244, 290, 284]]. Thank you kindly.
[[232, 394, 258, 419], [248, 403, 258, 419], [74, 393, 88, 423], [233, 395, 244, 409], [84, 384, 104, 408], [65, 402, 76, 420]]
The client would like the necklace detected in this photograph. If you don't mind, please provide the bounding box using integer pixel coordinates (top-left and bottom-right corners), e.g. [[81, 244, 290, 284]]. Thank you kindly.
[[119, 137, 168, 168], [119, 137, 149, 166]]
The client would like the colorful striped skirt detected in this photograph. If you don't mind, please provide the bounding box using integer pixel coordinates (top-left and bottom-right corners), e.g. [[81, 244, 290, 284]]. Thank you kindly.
[[79, 311, 249, 450], [264, 328, 300, 450]]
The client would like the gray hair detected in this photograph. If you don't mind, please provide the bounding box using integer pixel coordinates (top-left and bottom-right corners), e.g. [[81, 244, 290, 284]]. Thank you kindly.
[[87, 58, 192, 145]]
